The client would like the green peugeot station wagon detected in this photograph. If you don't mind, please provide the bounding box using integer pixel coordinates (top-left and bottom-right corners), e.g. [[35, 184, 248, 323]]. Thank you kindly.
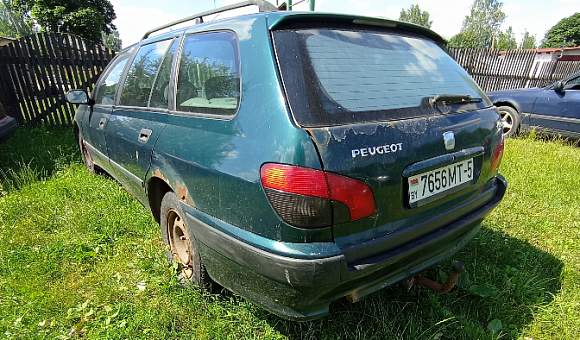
[[67, 0, 507, 321]]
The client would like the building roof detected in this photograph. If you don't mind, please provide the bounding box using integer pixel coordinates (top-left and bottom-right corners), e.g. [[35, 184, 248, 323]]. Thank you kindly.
[[535, 46, 580, 53], [0, 37, 16, 47]]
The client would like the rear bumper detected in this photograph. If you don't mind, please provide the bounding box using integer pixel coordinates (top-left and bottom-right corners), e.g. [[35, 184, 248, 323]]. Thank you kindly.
[[184, 174, 507, 321], [0, 115, 17, 143]]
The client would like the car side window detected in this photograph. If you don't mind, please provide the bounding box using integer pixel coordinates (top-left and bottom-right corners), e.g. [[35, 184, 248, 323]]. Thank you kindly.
[[149, 39, 180, 109], [564, 76, 580, 90], [93, 50, 132, 106], [176, 32, 240, 115], [119, 39, 172, 107]]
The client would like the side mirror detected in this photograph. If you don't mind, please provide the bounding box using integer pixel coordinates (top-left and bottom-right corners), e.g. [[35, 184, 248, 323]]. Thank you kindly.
[[66, 90, 95, 105], [553, 81, 565, 92]]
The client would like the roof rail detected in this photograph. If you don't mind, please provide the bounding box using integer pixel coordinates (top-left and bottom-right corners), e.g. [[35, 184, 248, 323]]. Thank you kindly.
[[141, 0, 278, 41]]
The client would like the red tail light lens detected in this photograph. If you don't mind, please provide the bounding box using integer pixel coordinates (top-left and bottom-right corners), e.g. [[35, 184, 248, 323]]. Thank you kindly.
[[260, 163, 375, 228], [261, 164, 329, 198], [326, 173, 375, 221], [490, 134, 504, 172]]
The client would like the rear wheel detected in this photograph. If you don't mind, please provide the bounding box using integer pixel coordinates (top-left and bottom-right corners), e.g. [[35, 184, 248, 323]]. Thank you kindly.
[[78, 133, 95, 174], [497, 105, 521, 138], [160, 191, 212, 287]]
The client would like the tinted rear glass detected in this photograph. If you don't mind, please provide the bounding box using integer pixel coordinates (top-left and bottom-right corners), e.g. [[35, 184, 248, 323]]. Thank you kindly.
[[273, 25, 490, 127]]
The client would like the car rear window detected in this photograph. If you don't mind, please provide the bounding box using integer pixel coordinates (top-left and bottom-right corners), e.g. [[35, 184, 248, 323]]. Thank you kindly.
[[273, 25, 490, 127]]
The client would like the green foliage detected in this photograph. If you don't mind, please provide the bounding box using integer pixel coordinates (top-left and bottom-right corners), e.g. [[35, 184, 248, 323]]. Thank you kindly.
[[468, 284, 500, 297], [0, 0, 34, 37], [448, 0, 505, 49], [12, 0, 116, 43], [520, 31, 536, 49], [497, 26, 517, 50], [102, 29, 121, 51], [541, 12, 580, 48], [448, 31, 478, 48], [1, 127, 580, 339], [398, 4, 432, 29], [487, 319, 503, 334]]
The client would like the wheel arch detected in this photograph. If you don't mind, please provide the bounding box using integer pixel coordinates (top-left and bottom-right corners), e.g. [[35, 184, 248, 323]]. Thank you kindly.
[[147, 175, 173, 223], [493, 101, 520, 113]]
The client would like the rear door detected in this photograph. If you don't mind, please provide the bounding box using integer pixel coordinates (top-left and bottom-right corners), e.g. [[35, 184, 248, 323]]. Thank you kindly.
[[105, 38, 178, 201], [273, 25, 500, 251]]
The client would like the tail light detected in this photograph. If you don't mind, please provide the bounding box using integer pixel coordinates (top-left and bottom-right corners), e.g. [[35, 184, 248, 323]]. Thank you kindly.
[[260, 163, 375, 228], [490, 134, 504, 172]]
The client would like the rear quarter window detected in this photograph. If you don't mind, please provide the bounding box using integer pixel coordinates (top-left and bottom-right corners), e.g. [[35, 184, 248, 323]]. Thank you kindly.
[[175, 31, 240, 115], [273, 25, 490, 127]]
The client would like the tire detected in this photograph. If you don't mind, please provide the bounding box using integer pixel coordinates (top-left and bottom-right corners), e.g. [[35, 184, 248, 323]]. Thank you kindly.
[[497, 106, 521, 138], [78, 133, 95, 174], [160, 191, 212, 288]]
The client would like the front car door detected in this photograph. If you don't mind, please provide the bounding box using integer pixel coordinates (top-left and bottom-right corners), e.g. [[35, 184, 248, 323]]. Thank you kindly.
[[105, 38, 179, 203], [530, 73, 580, 138], [81, 49, 133, 171]]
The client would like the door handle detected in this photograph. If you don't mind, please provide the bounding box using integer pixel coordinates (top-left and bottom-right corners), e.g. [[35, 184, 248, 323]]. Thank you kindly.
[[139, 128, 153, 143], [98, 118, 107, 129]]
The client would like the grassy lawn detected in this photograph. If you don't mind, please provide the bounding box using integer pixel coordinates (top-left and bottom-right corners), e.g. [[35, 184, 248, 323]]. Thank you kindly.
[[0, 127, 578, 339]]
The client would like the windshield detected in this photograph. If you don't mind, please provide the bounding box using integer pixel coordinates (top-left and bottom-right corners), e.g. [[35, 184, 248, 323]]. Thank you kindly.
[[273, 25, 491, 127]]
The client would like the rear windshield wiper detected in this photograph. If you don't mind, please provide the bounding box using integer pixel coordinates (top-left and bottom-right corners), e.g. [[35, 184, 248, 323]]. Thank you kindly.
[[429, 94, 483, 107]]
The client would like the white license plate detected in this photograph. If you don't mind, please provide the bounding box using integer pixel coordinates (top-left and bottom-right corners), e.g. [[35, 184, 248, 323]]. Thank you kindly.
[[408, 158, 474, 204]]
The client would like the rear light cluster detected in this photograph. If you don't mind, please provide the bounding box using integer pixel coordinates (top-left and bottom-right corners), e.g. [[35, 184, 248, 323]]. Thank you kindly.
[[260, 163, 375, 228], [490, 134, 504, 172]]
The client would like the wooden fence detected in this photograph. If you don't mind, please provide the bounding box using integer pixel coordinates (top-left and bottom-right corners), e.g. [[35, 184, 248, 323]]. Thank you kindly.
[[448, 48, 580, 92], [0, 33, 115, 127], [1, 38, 579, 127]]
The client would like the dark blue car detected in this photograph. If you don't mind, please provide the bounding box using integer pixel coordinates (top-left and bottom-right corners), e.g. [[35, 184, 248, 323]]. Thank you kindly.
[[487, 71, 580, 138], [0, 102, 17, 144]]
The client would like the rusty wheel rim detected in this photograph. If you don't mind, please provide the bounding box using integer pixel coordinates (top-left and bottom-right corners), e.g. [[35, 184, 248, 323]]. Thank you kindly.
[[167, 209, 194, 279]]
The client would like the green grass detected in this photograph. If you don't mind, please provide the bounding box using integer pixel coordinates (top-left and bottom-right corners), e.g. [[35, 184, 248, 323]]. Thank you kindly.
[[0, 127, 579, 339]]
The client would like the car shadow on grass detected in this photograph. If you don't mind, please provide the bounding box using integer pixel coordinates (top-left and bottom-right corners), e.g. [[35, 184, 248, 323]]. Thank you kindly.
[[0, 126, 79, 193], [268, 226, 563, 340]]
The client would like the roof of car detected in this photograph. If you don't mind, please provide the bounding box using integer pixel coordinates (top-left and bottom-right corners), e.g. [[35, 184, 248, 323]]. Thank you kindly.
[[133, 1, 445, 48]]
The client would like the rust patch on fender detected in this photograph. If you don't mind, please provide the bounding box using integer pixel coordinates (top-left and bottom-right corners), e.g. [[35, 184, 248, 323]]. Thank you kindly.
[[151, 170, 195, 207], [175, 181, 195, 207], [153, 169, 170, 186]]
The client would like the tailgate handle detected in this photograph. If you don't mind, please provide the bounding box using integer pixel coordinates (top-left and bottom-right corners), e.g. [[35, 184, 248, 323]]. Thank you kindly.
[[402, 146, 484, 177], [139, 128, 152, 143]]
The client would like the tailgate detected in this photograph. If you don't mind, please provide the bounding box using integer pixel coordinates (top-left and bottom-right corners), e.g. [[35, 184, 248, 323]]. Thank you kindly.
[[272, 22, 503, 254], [307, 108, 500, 247]]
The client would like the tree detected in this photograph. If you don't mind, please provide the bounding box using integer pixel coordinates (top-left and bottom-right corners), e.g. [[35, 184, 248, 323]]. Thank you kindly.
[[448, 31, 477, 48], [497, 26, 517, 50], [13, 0, 116, 43], [398, 4, 432, 29], [448, 0, 505, 49], [0, 0, 33, 37], [541, 13, 580, 48], [102, 29, 121, 51], [520, 31, 536, 49]]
